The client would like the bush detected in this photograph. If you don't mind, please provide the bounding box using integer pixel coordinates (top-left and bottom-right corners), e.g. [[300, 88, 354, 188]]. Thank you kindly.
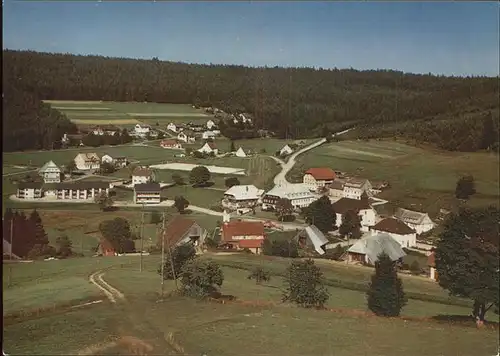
[[247, 267, 271, 284], [409, 260, 421, 274], [180, 259, 224, 299], [157, 244, 196, 280], [282, 259, 329, 308], [262, 238, 299, 258], [367, 253, 407, 317], [27, 244, 56, 259]]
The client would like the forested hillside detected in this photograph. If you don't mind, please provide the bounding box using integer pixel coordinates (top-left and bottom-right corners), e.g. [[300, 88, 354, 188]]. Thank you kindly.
[[3, 49, 499, 152]]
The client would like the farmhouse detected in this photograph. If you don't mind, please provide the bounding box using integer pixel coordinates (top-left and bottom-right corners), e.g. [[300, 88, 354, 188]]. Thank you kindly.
[[161, 216, 207, 248], [133, 124, 151, 137], [132, 167, 155, 186], [295, 225, 329, 255], [206, 119, 216, 129], [370, 218, 417, 248], [279, 144, 294, 156], [167, 123, 177, 132], [303, 168, 336, 191], [74, 153, 100, 171], [347, 233, 406, 265], [101, 154, 128, 168], [38, 160, 61, 183], [198, 142, 218, 155], [177, 132, 195, 143], [262, 184, 316, 211], [343, 178, 373, 200], [328, 180, 346, 199], [221, 220, 265, 254], [202, 130, 216, 140], [160, 139, 183, 149], [52, 181, 110, 200], [331, 197, 378, 232], [133, 183, 161, 205], [235, 147, 247, 157], [16, 182, 43, 200], [393, 208, 435, 234], [98, 239, 116, 257], [222, 185, 265, 211], [92, 125, 119, 136]]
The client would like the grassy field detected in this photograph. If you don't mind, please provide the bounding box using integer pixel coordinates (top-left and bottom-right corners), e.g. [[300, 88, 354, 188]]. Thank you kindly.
[[4, 253, 498, 356], [288, 139, 500, 216], [44, 100, 213, 127]]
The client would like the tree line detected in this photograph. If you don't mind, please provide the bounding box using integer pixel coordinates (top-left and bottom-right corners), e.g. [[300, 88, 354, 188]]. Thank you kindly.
[[3, 49, 498, 152], [2, 209, 76, 259]]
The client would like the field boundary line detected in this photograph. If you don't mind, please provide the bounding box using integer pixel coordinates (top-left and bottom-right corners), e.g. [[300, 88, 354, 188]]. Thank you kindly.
[[206, 297, 499, 330]]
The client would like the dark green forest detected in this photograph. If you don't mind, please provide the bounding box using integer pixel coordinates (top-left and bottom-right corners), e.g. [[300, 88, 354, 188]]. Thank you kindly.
[[3, 49, 499, 152]]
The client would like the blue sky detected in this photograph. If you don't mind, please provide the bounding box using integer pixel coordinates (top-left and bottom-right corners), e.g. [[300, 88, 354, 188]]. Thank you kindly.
[[3, 1, 499, 77]]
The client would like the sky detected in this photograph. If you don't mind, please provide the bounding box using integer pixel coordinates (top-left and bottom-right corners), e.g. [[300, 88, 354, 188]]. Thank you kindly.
[[3, 1, 499, 77]]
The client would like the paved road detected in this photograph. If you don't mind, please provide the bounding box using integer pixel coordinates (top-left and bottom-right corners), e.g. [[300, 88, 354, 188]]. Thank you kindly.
[[272, 128, 353, 189]]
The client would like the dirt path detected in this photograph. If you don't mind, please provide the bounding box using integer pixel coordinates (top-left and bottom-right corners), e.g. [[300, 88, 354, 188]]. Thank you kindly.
[[89, 270, 126, 303]]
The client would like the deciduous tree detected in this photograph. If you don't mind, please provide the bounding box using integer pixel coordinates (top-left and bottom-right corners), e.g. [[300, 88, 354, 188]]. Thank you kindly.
[[275, 198, 294, 221], [224, 177, 240, 188], [303, 196, 336, 233], [98, 217, 135, 253], [338, 210, 363, 240], [158, 244, 196, 280], [283, 259, 329, 308], [189, 166, 211, 187], [94, 191, 113, 211], [180, 259, 224, 298], [435, 206, 499, 325], [455, 175, 476, 201]]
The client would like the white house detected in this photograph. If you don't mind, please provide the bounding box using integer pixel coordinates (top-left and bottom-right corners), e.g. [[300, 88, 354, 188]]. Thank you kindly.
[[133, 124, 151, 137], [38, 160, 61, 183], [235, 147, 247, 158], [279, 144, 294, 156], [177, 132, 195, 143], [197, 142, 218, 155], [167, 123, 177, 133], [222, 185, 265, 211], [206, 120, 216, 129], [101, 155, 128, 168], [132, 167, 155, 186], [134, 183, 161, 205], [262, 184, 316, 211], [239, 113, 252, 124], [331, 197, 378, 232], [303, 168, 336, 191], [16, 182, 44, 200], [328, 180, 346, 199], [370, 218, 417, 248], [342, 178, 373, 200], [202, 131, 216, 140], [74, 153, 100, 171], [393, 208, 435, 234]]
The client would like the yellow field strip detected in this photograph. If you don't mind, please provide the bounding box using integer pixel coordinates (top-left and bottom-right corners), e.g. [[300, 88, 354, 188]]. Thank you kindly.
[[71, 119, 140, 124]]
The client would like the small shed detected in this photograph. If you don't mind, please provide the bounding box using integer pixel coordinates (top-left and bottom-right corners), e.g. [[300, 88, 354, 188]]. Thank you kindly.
[[295, 225, 329, 255]]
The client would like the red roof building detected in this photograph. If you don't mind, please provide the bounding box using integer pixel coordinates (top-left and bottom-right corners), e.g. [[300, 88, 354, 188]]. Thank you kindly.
[[160, 139, 183, 149], [221, 220, 265, 254], [303, 168, 336, 191], [98, 239, 116, 257]]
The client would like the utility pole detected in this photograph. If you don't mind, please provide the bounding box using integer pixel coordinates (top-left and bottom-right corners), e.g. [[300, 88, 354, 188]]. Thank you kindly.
[[10, 217, 14, 260], [160, 212, 166, 298], [139, 204, 145, 272]]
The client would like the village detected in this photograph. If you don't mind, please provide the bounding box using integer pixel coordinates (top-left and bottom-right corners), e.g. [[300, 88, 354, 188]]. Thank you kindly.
[[9, 114, 442, 283]]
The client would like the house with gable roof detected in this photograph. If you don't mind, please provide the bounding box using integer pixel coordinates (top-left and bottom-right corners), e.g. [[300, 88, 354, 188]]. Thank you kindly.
[[347, 233, 406, 265], [198, 142, 218, 155], [159, 216, 207, 248], [222, 184, 264, 211], [370, 217, 417, 248], [235, 147, 247, 157], [38, 160, 62, 183], [132, 167, 155, 186], [343, 178, 373, 200], [74, 153, 100, 171], [303, 168, 336, 191], [393, 207, 435, 234], [331, 197, 378, 232], [295, 225, 330, 255], [221, 220, 265, 254]]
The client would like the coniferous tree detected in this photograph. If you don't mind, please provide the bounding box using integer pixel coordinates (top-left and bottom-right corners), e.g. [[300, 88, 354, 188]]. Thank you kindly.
[[367, 253, 407, 317]]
